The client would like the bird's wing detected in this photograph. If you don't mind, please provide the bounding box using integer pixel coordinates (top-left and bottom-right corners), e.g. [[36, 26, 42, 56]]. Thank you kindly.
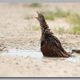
[[46, 35, 64, 50]]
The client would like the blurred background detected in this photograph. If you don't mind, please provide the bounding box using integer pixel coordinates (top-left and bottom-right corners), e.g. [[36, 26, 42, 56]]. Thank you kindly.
[[0, 3, 80, 50]]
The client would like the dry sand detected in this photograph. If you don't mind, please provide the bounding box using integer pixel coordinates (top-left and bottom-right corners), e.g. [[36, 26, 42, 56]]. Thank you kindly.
[[0, 3, 80, 77]]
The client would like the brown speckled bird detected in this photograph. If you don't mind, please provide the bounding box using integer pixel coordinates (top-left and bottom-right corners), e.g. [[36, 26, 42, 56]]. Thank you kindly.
[[36, 12, 71, 57]]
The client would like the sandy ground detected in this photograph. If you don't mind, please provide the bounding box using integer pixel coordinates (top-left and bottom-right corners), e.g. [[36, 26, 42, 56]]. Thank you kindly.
[[0, 54, 80, 77], [0, 3, 80, 77]]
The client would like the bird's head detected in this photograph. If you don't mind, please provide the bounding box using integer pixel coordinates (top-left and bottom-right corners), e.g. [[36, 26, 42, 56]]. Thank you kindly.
[[35, 12, 49, 32], [36, 12, 46, 23]]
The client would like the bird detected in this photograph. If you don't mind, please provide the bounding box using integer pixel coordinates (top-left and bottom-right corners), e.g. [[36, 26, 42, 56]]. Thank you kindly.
[[36, 12, 71, 57]]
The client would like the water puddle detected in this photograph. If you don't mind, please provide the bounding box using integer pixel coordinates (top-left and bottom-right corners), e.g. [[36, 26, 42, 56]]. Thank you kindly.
[[1, 48, 80, 63], [1, 49, 43, 59], [66, 55, 80, 63]]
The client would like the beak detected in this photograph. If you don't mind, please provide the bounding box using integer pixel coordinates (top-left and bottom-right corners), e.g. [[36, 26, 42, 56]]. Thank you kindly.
[[35, 11, 40, 19], [32, 15, 38, 19], [32, 11, 39, 19]]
